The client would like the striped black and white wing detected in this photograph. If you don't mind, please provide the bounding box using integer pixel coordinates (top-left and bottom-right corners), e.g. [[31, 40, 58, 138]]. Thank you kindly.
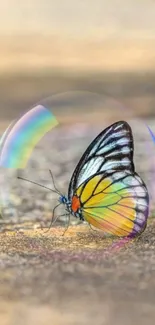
[[68, 121, 135, 200]]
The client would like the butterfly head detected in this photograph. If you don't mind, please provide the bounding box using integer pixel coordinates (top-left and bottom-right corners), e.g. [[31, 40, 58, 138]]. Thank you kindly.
[[59, 195, 68, 205]]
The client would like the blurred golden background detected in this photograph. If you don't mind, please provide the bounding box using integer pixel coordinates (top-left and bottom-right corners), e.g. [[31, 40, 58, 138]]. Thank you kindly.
[[0, 0, 155, 122]]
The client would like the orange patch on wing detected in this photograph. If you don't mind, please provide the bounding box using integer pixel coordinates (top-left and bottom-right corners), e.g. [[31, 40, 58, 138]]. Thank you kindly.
[[120, 198, 136, 208], [71, 196, 81, 213], [83, 211, 129, 236], [84, 207, 134, 231], [111, 204, 136, 221]]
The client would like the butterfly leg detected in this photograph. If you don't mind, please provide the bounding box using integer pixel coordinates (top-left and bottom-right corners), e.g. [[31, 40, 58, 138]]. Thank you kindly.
[[88, 223, 99, 236], [62, 214, 71, 236], [44, 213, 69, 233], [44, 202, 61, 233]]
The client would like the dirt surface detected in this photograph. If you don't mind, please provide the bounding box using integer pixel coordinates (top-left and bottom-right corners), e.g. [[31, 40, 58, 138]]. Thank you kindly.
[[0, 218, 155, 325]]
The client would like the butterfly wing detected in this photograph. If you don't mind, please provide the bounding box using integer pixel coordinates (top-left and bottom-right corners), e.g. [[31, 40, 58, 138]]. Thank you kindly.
[[76, 170, 149, 237], [68, 121, 135, 201]]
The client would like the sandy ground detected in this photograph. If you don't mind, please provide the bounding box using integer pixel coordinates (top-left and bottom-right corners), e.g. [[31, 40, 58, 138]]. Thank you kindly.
[[0, 219, 155, 325]]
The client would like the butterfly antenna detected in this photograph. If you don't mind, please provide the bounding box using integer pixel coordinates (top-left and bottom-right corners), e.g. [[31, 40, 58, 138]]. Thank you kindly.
[[49, 169, 61, 195], [17, 176, 58, 195]]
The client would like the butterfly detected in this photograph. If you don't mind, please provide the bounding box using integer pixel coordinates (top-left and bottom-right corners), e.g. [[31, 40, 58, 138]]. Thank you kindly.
[[18, 120, 149, 238]]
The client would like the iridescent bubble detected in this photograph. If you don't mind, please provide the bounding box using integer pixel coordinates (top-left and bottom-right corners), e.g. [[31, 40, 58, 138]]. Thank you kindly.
[[0, 104, 58, 220], [0, 91, 154, 233]]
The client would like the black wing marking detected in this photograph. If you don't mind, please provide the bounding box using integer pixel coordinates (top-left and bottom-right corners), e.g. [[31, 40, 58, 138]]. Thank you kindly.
[[68, 121, 134, 200]]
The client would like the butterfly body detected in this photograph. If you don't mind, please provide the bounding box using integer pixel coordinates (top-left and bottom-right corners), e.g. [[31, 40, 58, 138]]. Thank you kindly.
[[59, 194, 84, 220]]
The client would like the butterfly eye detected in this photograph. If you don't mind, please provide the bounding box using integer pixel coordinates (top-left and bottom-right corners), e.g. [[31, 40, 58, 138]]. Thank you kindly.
[[59, 196, 67, 204]]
